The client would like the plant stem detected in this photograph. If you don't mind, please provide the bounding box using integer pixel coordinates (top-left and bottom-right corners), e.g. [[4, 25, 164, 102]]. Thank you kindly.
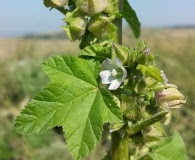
[[114, 0, 123, 45], [111, 0, 129, 159], [126, 111, 168, 135], [111, 132, 129, 160]]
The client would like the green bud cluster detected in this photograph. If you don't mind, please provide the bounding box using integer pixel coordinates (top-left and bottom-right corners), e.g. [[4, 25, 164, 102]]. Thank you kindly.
[[107, 40, 186, 152], [44, 0, 120, 47]]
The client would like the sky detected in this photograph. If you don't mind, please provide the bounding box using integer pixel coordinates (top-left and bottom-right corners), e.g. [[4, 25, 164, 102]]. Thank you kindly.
[[0, 0, 195, 37]]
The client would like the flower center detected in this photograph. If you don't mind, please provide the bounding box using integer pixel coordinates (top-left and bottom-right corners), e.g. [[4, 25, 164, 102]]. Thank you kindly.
[[111, 69, 117, 76]]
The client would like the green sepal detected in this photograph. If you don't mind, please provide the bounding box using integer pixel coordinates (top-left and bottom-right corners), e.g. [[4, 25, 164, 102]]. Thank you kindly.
[[111, 44, 129, 65], [121, 95, 142, 121], [136, 64, 165, 84], [142, 122, 166, 148], [104, 0, 118, 14], [79, 30, 96, 49], [88, 14, 117, 39], [63, 9, 88, 41]]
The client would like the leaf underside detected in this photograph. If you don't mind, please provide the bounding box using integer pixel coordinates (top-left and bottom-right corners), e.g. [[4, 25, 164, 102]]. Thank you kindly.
[[15, 55, 122, 160]]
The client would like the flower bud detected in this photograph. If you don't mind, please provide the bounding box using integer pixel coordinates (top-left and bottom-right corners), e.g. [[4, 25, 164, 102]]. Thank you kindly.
[[76, 0, 108, 15], [88, 14, 116, 38], [104, 0, 118, 14], [44, 0, 68, 7], [63, 9, 88, 41], [142, 123, 165, 147], [155, 87, 186, 109]]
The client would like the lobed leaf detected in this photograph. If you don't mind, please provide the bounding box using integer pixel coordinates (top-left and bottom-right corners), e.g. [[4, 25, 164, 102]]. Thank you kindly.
[[15, 55, 122, 160]]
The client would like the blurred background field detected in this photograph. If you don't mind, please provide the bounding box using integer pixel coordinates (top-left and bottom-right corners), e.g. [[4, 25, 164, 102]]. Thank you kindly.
[[0, 28, 195, 159]]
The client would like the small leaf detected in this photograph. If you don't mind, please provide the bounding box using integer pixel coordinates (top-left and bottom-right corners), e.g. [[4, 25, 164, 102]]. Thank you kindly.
[[148, 132, 188, 160], [79, 44, 112, 62], [136, 64, 165, 84], [122, 0, 141, 38], [15, 55, 122, 160]]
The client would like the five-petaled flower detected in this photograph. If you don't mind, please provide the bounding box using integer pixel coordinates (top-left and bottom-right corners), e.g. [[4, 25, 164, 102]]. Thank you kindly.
[[99, 57, 127, 90]]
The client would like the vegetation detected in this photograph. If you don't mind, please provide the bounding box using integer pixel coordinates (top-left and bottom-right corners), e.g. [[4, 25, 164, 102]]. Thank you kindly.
[[0, 28, 194, 159]]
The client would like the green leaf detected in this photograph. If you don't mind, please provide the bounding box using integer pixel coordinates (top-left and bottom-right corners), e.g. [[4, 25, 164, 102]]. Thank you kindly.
[[122, 0, 141, 38], [79, 44, 112, 62], [15, 55, 122, 160], [148, 132, 188, 160], [136, 64, 165, 84]]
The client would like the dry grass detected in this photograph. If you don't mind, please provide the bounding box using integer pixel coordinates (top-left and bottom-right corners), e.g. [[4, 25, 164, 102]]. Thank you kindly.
[[0, 38, 80, 61]]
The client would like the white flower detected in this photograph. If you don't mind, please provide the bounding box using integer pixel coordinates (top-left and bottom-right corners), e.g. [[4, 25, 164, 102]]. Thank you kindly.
[[99, 57, 127, 90]]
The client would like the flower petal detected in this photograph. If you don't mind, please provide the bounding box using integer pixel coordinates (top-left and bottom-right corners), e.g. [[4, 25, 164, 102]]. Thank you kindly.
[[121, 66, 127, 80], [100, 70, 112, 84], [103, 58, 115, 70], [108, 79, 121, 90], [100, 57, 127, 90], [114, 57, 123, 68]]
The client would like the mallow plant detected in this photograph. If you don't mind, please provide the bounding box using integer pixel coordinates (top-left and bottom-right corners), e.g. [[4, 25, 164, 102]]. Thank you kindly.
[[15, 0, 187, 159]]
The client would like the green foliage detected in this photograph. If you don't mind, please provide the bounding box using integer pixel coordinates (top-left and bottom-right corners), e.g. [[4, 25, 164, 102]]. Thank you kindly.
[[15, 55, 122, 159], [13, 0, 188, 159], [136, 65, 164, 84], [79, 43, 112, 61], [148, 132, 187, 160], [0, 28, 192, 159]]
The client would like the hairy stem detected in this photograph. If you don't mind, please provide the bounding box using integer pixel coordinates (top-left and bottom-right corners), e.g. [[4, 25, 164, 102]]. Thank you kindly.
[[126, 111, 168, 135]]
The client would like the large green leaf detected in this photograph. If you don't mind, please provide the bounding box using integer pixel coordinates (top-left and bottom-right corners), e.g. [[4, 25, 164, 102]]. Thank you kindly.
[[122, 0, 141, 38], [15, 55, 122, 160], [148, 132, 188, 160]]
